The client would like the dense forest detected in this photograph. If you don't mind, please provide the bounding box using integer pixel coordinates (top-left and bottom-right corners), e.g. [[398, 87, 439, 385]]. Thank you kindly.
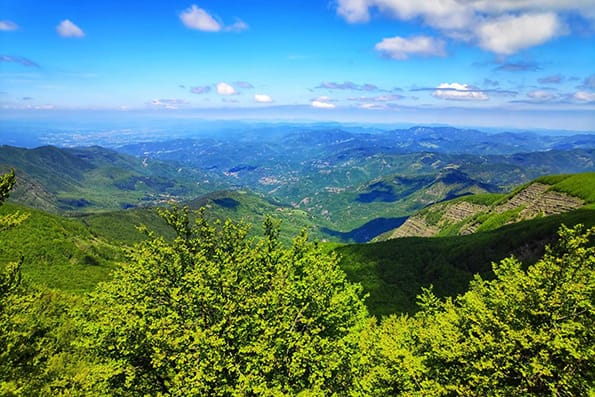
[[1, 169, 593, 396]]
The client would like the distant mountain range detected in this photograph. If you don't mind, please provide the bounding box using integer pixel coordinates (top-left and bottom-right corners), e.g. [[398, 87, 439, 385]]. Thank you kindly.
[[1, 125, 594, 241]]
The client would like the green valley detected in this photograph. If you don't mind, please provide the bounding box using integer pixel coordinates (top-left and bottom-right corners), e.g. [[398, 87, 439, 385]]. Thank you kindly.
[[1, 126, 595, 396]]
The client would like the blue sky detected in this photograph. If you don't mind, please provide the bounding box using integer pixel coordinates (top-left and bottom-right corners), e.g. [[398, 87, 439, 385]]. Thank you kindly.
[[1, 0, 594, 130]]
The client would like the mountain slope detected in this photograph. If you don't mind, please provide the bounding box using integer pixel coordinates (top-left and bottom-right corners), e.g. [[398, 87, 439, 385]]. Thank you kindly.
[[380, 172, 594, 240], [0, 203, 121, 292], [337, 208, 595, 316], [187, 190, 329, 243], [0, 145, 217, 212]]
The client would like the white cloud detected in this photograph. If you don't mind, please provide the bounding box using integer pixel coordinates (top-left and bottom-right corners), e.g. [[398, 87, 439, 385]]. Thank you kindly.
[[216, 82, 236, 95], [225, 19, 249, 32], [336, 0, 581, 54], [375, 35, 446, 60], [311, 96, 336, 109], [0, 20, 18, 31], [312, 101, 336, 109], [476, 13, 563, 55], [150, 98, 189, 109], [466, 0, 595, 18], [56, 19, 85, 38], [254, 94, 272, 103], [180, 5, 222, 32], [573, 91, 595, 102], [337, 0, 371, 23], [336, 0, 473, 28], [527, 90, 557, 101], [432, 83, 488, 101], [337, 0, 595, 25], [180, 5, 248, 33]]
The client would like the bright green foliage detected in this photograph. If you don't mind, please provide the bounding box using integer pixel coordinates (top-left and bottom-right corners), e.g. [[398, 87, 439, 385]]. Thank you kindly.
[[0, 170, 85, 396], [0, 169, 26, 299], [357, 224, 595, 396], [0, 202, 120, 292], [0, 169, 28, 232], [0, 169, 16, 203], [0, 286, 100, 396], [84, 207, 368, 395], [536, 172, 595, 203], [337, 209, 595, 316]]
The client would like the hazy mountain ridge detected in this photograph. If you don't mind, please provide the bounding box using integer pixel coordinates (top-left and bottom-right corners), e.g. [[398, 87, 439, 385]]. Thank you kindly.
[[2, 126, 595, 241]]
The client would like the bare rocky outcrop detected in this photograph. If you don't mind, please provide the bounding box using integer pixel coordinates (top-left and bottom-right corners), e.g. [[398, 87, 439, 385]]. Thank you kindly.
[[385, 182, 585, 240], [388, 200, 488, 238], [441, 201, 488, 223], [495, 183, 583, 219], [388, 215, 439, 238]]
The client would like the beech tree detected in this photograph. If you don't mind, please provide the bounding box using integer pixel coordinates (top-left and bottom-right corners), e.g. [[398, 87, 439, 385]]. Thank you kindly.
[[356, 224, 595, 396], [0, 168, 26, 300], [85, 207, 368, 395]]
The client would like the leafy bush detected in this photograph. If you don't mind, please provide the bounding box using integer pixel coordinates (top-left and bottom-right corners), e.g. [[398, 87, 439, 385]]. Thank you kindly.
[[83, 207, 368, 395], [357, 224, 595, 396]]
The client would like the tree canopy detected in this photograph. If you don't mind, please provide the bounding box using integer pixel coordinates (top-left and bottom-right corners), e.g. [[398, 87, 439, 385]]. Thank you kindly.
[[84, 207, 368, 395], [356, 224, 595, 396], [0, 168, 593, 396]]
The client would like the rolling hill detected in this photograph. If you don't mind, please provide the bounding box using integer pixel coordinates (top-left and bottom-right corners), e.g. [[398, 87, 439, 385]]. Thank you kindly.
[[337, 207, 595, 316], [2, 127, 595, 243], [380, 172, 595, 240], [2, 168, 593, 318], [0, 145, 219, 212]]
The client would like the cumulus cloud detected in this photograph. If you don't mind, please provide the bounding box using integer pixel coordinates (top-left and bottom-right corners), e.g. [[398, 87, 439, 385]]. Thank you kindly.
[[335, 0, 584, 55], [311, 96, 336, 109], [375, 35, 446, 60], [317, 81, 379, 91], [225, 19, 249, 32], [336, 0, 473, 29], [432, 83, 488, 101], [190, 85, 211, 94], [527, 90, 557, 101], [0, 55, 39, 67], [476, 13, 563, 55], [254, 94, 273, 103], [56, 19, 85, 38], [573, 91, 595, 102], [180, 5, 221, 31], [216, 82, 237, 95], [0, 20, 18, 31], [180, 4, 248, 33]]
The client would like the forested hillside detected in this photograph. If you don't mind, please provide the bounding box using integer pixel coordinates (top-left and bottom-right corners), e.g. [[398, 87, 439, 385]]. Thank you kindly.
[[1, 168, 593, 395], [3, 129, 595, 242]]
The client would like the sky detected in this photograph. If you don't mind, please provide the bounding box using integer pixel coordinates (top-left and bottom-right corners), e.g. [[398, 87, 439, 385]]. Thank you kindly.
[[1, 0, 594, 130]]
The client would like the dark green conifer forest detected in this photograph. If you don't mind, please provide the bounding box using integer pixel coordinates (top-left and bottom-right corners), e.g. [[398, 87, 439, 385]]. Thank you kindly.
[[1, 170, 594, 396]]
